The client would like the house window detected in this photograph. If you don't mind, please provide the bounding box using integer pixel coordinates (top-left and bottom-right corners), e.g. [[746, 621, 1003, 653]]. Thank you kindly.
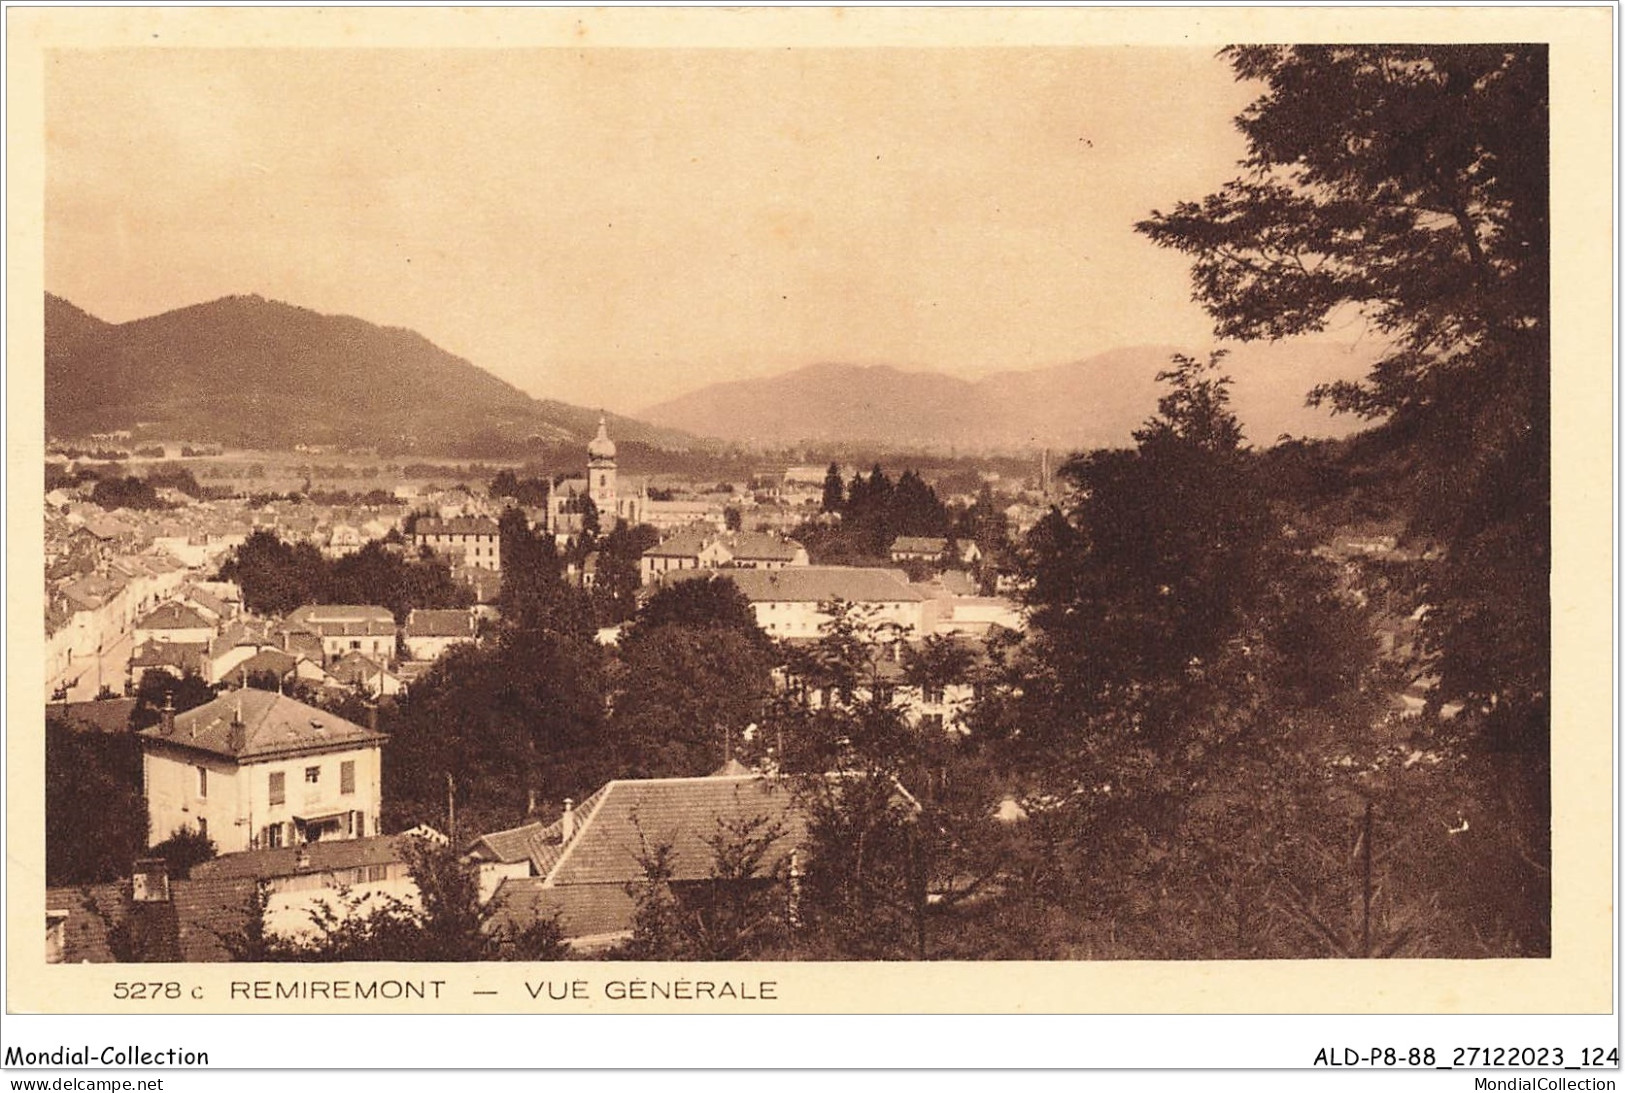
[[924, 685, 945, 705], [921, 714, 945, 733], [269, 771, 285, 806], [350, 640, 361, 650], [196, 765, 208, 798], [355, 811, 365, 838], [263, 823, 284, 849], [305, 765, 320, 784], [341, 760, 355, 795]]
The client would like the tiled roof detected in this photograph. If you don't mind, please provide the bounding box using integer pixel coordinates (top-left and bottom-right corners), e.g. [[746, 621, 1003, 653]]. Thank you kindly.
[[211, 618, 278, 658], [405, 609, 474, 638], [139, 689, 384, 763], [891, 536, 948, 555], [283, 632, 326, 662], [231, 649, 298, 679], [643, 529, 719, 558], [129, 640, 211, 674], [81, 517, 136, 541], [482, 770, 911, 945], [136, 602, 212, 631], [329, 651, 394, 686], [466, 784, 609, 876], [485, 879, 637, 945], [283, 605, 395, 637], [467, 821, 550, 865], [193, 834, 413, 882], [729, 532, 805, 561], [544, 775, 806, 887], [60, 573, 126, 610], [663, 566, 923, 604], [185, 589, 230, 618], [45, 876, 258, 963]]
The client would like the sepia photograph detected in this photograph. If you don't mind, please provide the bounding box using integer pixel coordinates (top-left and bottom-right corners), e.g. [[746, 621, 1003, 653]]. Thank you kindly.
[[4, 6, 1614, 1055]]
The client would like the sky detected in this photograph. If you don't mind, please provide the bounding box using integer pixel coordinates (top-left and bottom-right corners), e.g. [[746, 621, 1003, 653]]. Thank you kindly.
[[47, 47, 1274, 415]]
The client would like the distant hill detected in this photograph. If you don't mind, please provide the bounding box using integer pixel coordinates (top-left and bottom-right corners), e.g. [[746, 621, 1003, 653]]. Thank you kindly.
[[43, 293, 695, 454], [641, 342, 1386, 453]]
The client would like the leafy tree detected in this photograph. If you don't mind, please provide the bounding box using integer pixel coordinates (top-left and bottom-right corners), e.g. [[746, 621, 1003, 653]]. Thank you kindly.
[[590, 521, 659, 626], [985, 358, 1384, 954], [621, 575, 760, 642], [1136, 45, 1548, 756], [129, 670, 217, 731], [618, 813, 791, 960], [217, 529, 328, 616], [46, 720, 147, 885], [90, 475, 165, 511], [820, 463, 845, 514], [610, 625, 774, 778], [383, 630, 610, 840], [149, 824, 217, 880], [792, 762, 926, 959]]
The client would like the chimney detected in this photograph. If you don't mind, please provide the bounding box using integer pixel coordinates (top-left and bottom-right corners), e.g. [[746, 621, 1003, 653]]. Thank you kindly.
[[160, 694, 175, 736], [526, 788, 537, 816], [228, 699, 246, 754], [559, 798, 575, 843], [131, 858, 171, 903], [365, 698, 378, 733]]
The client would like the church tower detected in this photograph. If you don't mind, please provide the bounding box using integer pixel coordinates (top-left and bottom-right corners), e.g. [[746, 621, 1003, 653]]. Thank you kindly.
[[587, 413, 618, 517]]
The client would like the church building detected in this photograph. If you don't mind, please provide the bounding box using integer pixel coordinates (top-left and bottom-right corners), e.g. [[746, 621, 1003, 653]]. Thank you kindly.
[[547, 416, 646, 539]]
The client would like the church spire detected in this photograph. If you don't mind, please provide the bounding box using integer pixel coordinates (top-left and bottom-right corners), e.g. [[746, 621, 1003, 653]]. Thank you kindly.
[[588, 412, 616, 462]]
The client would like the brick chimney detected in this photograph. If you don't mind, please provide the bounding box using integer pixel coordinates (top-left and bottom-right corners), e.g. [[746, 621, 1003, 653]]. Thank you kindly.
[[160, 694, 175, 736], [365, 698, 378, 733], [559, 798, 575, 843]]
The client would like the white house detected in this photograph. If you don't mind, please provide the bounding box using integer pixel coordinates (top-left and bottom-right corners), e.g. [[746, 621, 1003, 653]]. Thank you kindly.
[[639, 528, 735, 585], [727, 531, 810, 570], [327, 651, 403, 697], [659, 566, 929, 640], [640, 529, 808, 585], [414, 516, 501, 571], [403, 607, 477, 661], [189, 832, 427, 942], [281, 604, 396, 666], [133, 601, 217, 648], [139, 690, 386, 854]]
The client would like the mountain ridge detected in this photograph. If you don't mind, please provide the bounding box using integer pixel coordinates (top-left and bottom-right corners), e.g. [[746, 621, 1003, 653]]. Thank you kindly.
[[640, 342, 1384, 452], [43, 293, 696, 454]]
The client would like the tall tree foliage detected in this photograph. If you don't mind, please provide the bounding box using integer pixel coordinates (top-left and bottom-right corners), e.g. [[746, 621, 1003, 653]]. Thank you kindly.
[[997, 357, 1384, 952], [219, 530, 469, 621], [1137, 45, 1549, 755], [45, 721, 148, 885], [609, 575, 774, 778]]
